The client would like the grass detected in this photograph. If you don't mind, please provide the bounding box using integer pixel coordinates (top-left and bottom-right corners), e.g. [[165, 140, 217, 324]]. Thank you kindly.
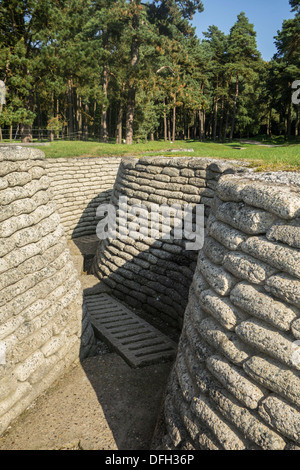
[[35, 138, 300, 171]]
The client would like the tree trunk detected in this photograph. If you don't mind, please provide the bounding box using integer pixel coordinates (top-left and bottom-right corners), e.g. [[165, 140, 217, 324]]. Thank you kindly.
[[199, 81, 206, 141], [193, 111, 197, 139], [77, 95, 82, 140], [125, 5, 140, 145], [229, 74, 239, 143], [213, 98, 219, 141], [182, 107, 186, 140], [36, 91, 41, 140], [267, 108, 271, 137], [68, 79, 74, 140], [223, 104, 230, 143], [172, 98, 176, 142], [116, 102, 123, 144], [213, 75, 219, 141], [56, 98, 60, 139], [108, 105, 112, 139], [199, 110, 205, 142], [92, 101, 97, 138], [125, 87, 136, 145], [163, 98, 167, 142], [83, 103, 89, 141], [167, 113, 171, 142], [218, 98, 224, 142], [100, 64, 108, 142]]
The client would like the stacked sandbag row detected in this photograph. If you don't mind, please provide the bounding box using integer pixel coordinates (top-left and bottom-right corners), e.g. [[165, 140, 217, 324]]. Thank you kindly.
[[46, 157, 121, 238], [0, 147, 96, 435], [164, 172, 300, 450], [93, 156, 247, 328]]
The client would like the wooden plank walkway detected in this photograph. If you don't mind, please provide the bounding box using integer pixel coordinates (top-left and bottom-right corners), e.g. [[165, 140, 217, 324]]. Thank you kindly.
[[85, 293, 177, 368]]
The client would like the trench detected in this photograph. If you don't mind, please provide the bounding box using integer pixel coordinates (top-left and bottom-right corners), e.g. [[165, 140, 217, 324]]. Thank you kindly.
[[2, 149, 298, 450], [67, 234, 181, 450], [56, 155, 250, 449], [67, 158, 300, 451]]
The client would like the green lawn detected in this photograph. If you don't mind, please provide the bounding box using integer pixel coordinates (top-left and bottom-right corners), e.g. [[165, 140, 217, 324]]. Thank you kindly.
[[37, 138, 300, 171]]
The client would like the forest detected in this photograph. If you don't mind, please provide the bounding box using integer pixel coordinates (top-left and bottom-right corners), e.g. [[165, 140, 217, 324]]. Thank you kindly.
[[0, 0, 299, 144]]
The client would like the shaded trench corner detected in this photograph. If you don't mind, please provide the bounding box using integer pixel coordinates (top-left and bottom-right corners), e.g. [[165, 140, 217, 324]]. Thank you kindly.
[[73, 211, 187, 450], [67, 159, 213, 446]]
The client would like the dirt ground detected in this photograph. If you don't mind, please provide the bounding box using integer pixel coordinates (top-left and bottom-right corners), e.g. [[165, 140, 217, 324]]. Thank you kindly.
[[0, 243, 176, 451], [0, 349, 173, 450]]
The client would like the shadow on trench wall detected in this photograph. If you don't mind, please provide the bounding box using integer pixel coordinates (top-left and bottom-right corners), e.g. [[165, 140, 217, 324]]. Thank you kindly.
[[70, 190, 113, 272], [76, 239, 193, 448], [76, 246, 182, 449], [71, 189, 113, 240], [71, 189, 199, 333], [72, 208, 199, 448], [89, 241, 199, 446], [91, 236, 197, 335]]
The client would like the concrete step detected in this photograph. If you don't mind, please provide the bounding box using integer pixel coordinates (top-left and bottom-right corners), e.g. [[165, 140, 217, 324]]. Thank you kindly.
[[85, 293, 177, 368]]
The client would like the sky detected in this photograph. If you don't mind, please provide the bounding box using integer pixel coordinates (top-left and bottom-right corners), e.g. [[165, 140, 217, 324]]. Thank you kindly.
[[192, 0, 295, 61]]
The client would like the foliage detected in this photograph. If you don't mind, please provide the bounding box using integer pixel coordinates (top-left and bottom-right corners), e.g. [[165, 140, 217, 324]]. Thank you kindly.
[[0, 1, 299, 142]]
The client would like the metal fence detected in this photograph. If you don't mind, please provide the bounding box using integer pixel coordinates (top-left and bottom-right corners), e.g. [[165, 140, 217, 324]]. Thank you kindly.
[[0, 128, 95, 143]]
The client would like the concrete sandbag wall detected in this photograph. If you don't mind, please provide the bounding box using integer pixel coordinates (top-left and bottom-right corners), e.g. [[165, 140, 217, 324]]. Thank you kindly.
[[2, 146, 299, 449], [163, 172, 300, 450], [46, 157, 121, 239], [0, 147, 96, 435], [92, 156, 248, 329]]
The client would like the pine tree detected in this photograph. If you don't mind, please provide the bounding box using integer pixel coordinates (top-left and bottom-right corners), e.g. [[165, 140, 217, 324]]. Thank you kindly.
[[226, 12, 261, 142], [202, 26, 228, 141], [290, 0, 300, 14]]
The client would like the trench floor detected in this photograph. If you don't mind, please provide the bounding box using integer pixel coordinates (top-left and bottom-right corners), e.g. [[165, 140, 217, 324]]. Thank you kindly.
[[0, 271, 174, 450], [0, 243, 175, 450], [0, 352, 173, 450]]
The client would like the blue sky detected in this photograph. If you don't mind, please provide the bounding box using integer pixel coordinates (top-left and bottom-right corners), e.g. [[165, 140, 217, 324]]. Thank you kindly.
[[192, 0, 295, 61]]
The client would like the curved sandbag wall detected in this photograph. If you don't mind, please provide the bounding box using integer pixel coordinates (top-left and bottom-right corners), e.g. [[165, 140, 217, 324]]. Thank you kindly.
[[46, 157, 121, 239], [163, 172, 300, 450], [1, 146, 299, 450], [92, 156, 248, 329], [0, 147, 96, 435]]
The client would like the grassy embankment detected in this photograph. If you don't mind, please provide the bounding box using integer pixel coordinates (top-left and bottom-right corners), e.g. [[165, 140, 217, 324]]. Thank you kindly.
[[37, 137, 300, 171]]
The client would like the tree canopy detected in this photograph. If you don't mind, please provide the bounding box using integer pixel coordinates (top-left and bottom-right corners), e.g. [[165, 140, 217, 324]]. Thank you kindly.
[[0, 0, 299, 143]]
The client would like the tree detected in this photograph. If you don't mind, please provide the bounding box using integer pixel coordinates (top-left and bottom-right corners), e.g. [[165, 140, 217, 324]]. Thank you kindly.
[[290, 0, 300, 14], [202, 26, 228, 141], [123, 0, 204, 144], [226, 12, 261, 142], [1, 0, 298, 143]]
